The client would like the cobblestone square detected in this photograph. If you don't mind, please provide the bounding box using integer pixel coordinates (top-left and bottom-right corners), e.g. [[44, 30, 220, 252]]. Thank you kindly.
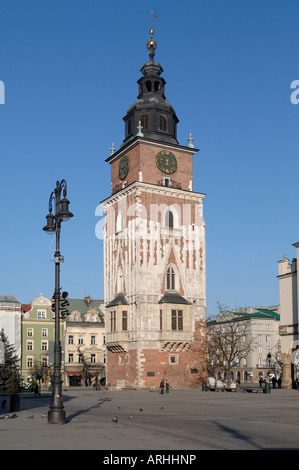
[[1, 387, 299, 451]]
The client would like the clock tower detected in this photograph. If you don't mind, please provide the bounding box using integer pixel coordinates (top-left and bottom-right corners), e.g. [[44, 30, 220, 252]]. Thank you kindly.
[[101, 26, 206, 389]]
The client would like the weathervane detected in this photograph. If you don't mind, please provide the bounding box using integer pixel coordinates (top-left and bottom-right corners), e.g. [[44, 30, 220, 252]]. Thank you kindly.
[[147, 10, 158, 60]]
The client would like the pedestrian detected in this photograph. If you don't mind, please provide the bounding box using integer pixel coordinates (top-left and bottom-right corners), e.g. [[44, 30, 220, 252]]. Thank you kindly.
[[259, 377, 263, 388], [277, 377, 282, 389], [165, 380, 170, 394], [160, 379, 165, 394], [33, 383, 40, 397], [271, 376, 276, 389]]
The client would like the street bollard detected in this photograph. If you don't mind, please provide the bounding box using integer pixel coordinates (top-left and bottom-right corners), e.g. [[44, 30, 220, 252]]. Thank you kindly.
[[10, 393, 20, 412]]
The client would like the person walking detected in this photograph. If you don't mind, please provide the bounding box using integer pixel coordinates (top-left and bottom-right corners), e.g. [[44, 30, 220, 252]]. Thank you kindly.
[[33, 383, 40, 397], [160, 379, 165, 394], [165, 380, 170, 394], [271, 376, 277, 389], [259, 377, 264, 388]]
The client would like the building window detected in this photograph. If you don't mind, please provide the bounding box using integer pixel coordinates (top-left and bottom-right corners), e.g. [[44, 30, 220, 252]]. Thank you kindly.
[[91, 354, 96, 364], [27, 328, 33, 336], [78, 336, 84, 345], [165, 210, 174, 228], [91, 336, 96, 345], [145, 80, 152, 92], [163, 177, 170, 187], [172, 310, 183, 331], [160, 115, 167, 131], [110, 311, 116, 332], [122, 311, 128, 331], [116, 211, 124, 232], [37, 310, 46, 319], [167, 266, 175, 290], [41, 341, 48, 351], [127, 119, 132, 135], [68, 335, 74, 345], [42, 328, 48, 337], [141, 115, 148, 129], [78, 354, 83, 364], [27, 341, 33, 351], [68, 354, 74, 363], [170, 355, 178, 365], [27, 357, 33, 368], [42, 357, 48, 367]]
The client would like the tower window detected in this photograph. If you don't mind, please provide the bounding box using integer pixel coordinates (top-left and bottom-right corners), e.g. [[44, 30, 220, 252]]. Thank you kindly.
[[127, 119, 132, 135], [165, 210, 174, 228], [166, 266, 175, 290], [160, 115, 167, 131], [122, 311, 128, 331], [154, 81, 160, 91], [141, 115, 148, 129], [171, 310, 183, 331], [110, 311, 116, 332], [145, 81, 152, 92]]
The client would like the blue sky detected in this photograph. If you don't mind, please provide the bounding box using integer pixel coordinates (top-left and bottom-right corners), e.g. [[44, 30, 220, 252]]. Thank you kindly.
[[0, 0, 298, 316]]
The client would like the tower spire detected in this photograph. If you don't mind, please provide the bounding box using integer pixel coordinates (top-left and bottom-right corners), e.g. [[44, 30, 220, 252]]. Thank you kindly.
[[147, 11, 157, 60]]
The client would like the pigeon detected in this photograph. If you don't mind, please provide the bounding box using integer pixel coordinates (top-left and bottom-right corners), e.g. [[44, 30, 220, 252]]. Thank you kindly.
[[27, 415, 35, 419], [139, 408, 143, 412], [3, 413, 18, 419], [128, 415, 134, 420], [41, 413, 47, 418], [112, 416, 118, 423]]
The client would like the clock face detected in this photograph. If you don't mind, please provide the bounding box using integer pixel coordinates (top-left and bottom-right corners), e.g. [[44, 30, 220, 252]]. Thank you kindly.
[[155, 150, 177, 175], [118, 155, 130, 180]]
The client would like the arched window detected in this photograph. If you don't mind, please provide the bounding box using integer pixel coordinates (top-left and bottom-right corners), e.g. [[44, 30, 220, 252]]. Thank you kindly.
[[116, 211, 124, 232], [160, 115, 167, 131], [127, 119, 132, 135], [165, 210, 174, 229], [141, 115, 148, 129], [154, 81, 160, 91], [145, 80, 152, 92], [166, 266, 175, 290]]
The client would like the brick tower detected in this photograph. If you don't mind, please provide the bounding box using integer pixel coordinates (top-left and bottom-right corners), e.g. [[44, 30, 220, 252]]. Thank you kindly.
[[102, 26, 206, 389]]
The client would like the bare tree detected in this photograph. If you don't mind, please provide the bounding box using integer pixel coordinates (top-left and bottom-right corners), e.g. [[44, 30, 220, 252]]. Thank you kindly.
[[207, 302, 256, 387]]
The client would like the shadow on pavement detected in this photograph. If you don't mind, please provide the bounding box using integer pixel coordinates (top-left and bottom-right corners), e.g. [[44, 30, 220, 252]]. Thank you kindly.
[[66, 397, 111, 423]]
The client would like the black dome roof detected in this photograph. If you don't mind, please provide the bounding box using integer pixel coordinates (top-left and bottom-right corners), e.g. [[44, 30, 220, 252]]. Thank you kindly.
[[121, 28, 179, 147]]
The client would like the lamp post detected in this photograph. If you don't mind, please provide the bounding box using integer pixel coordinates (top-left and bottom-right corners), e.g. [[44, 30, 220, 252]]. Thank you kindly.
[[43, 179, 73, 424]]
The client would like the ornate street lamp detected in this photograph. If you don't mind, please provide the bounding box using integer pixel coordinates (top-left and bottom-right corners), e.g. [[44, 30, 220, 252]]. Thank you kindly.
[[43, 180, 73, 424]]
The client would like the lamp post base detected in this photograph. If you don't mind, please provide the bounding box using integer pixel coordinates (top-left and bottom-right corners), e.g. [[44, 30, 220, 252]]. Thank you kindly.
[[48, 408, 66, 425]]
